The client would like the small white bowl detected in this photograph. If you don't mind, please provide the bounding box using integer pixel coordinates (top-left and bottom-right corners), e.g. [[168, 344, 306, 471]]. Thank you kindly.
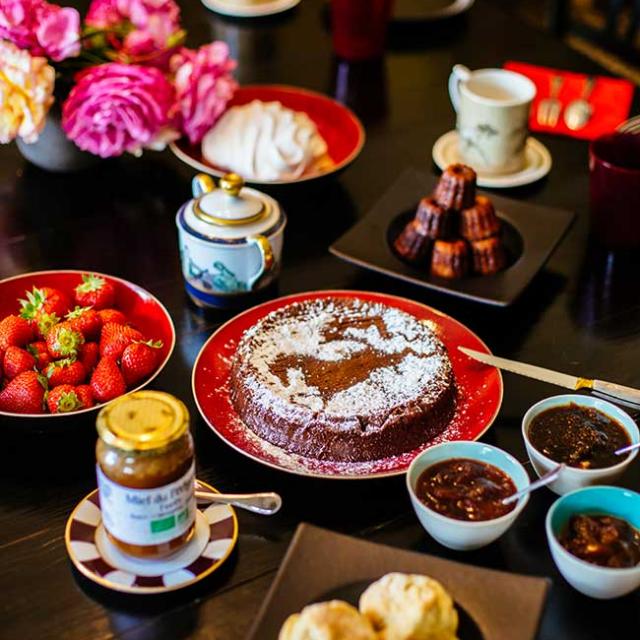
[[546, 486, 640, 599], [522, 394, 639, 495], [406, 441, 530, 551]]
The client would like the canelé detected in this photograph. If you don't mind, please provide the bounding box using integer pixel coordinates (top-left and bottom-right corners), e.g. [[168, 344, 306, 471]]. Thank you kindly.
[[460, 195, 501, 241], [434, 164, 477, 210], [470, 236, 506, 275], [431, 239, 470, 279], [394, 219, 432, 265]]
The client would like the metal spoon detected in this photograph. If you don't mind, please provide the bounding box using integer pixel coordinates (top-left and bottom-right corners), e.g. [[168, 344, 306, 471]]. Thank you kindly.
[[615, 441, 640, 456], [195, 489, 282, 516], [502, 464, 564, 505], [564, 77, 595, 131]]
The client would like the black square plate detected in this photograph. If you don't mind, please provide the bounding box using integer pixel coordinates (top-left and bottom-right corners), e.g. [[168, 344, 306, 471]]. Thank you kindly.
[[248, 524, 550, 640], [330, 169, 575, 306]]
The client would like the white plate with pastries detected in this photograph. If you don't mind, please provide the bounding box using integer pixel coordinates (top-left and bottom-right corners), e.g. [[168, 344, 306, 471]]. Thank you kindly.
[[170, 85, 365, 186]]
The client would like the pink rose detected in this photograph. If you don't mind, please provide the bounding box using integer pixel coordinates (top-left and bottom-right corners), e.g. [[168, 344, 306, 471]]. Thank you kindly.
[[36, 6, 80, 61], [62, 63, 178, 158], [171, 42, 237, 145], [0, 0, 80, 61], [86, 0, 181, 66]]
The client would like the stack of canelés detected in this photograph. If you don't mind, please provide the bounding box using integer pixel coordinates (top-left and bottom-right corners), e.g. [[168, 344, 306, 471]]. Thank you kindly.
[[394, 164, 506, 278]]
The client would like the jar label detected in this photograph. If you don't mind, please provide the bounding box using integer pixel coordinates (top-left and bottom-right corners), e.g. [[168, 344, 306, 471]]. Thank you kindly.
[[97, 463, 196, 546]]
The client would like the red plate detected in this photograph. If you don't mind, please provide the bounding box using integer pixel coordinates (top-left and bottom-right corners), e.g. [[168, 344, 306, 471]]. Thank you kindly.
[[170, 85, 365, 185], [0, 270, 175, 421], [192, 290, 503, 479]]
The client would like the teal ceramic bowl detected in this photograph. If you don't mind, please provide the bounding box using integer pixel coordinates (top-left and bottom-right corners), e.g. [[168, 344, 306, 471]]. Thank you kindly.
[[546, 486, 640, 598], [406, 441, 530, 550]]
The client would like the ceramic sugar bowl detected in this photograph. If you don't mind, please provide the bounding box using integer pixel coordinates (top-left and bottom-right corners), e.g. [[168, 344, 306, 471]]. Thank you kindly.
[[176, 173, 286, 308]]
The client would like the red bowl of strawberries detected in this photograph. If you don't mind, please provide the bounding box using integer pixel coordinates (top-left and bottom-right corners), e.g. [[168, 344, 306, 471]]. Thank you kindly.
[[0, 270, 175, 420]]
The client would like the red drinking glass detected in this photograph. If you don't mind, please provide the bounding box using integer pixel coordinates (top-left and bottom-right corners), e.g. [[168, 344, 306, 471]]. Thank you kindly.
[[589, 132, 640, 248], [331, 0, 394, 61]]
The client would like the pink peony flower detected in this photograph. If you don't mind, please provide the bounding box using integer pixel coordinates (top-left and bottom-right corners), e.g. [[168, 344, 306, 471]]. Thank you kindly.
[[171, 42, 237, 145], [0, 39, 54, 143], [36, 4, 80, 61], [0, 0, 80, 61], [62, 63, 178, 158], [86, 0, 181, 66]]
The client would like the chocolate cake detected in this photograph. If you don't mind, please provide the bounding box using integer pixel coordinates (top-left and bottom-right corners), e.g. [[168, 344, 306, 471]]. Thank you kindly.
[[230, 297, 456, 462]]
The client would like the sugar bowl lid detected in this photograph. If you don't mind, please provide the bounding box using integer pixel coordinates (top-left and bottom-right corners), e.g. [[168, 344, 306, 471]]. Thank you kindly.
[[183, 173, 282, 241]]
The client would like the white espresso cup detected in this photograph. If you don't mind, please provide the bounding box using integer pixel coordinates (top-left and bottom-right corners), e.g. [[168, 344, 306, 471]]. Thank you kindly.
[[448, 65, 536, 175]]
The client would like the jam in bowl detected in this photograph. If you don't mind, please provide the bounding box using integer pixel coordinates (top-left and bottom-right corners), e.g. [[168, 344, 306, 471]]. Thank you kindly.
[[546, 486, 640, 599], [522, 394, 639, 495], [407, 441, 529, 551]]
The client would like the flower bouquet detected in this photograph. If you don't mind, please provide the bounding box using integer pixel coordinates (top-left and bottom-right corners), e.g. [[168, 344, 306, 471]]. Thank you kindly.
[[0, 0, 237, 164]]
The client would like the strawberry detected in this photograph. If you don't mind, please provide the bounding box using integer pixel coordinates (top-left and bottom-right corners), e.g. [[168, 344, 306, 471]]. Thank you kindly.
[[3, 346, 36, 380], [27, 341, 52, 371], [33, 312, 60, 340], [0, 371, 47, 414], [97, 308, 127, 326], [0, 315, 33, 352], [74, 274, 116, 310], [121, 340, 163, 387], [44, 358, 86, 387], [19, 286, 70, 322], [99, 322, 143, 360], [91, 357, 126, 402], [75, 384, 95, 408], [79, 342, 99, 373], [47, 384, 83, 413], [46, 321, 84, 358], [66, 306, 102, 340]]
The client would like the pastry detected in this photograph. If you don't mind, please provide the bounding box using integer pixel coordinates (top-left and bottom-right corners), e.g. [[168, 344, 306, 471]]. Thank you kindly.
[[393, 219, 432, 265], [415, 196, 453, 239], [359, 573, 459, 640], [459, 195, 501, 241], [279, 601, 377, 640], [434, 164, 476, 211], [202, 100, 330, 181], [230, 297, 456, 462], [430, 239, 469, 279], [470, 236, 506, 275]]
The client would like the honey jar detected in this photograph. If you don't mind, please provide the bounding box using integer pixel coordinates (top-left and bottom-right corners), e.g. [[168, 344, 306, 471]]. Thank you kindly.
[[96, 391, 196, 559]]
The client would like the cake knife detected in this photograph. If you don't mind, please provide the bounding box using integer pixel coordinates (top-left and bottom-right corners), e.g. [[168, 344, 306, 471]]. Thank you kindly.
[[458, 346, 640, 406]]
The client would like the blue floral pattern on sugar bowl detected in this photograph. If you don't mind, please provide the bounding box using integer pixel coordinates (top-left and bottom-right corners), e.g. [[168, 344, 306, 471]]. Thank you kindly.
[[176, 173, 286, 308]]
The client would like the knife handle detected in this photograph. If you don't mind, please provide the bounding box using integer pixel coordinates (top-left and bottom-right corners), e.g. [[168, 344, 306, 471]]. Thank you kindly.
[[593, 380, 640, 407]]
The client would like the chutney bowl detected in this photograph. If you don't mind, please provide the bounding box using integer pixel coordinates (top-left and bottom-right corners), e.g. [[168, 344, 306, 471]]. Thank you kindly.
[[546, 485, 640, 599], [0, 270, 175, 426], [522, 394, 639, 496], [406, 441, 530, 551]]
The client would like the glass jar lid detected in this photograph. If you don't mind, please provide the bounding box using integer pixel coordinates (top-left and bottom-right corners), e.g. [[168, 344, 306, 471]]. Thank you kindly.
[[96, 391, 189, 451]]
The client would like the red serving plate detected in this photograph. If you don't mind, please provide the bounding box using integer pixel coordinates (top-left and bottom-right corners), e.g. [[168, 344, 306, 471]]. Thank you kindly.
[[192, 290, 503, 479], [170, 85, 365, 185], [0, 270, 175, 421]]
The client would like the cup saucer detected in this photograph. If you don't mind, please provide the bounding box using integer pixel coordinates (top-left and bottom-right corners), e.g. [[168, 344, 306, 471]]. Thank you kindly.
[[432, 130, 552, 188], [200, 0, 300, 18], [65, 480, 238, 595]]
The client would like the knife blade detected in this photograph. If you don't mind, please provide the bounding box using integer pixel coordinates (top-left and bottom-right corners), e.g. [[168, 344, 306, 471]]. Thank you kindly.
[[458, 346, 640, 407]]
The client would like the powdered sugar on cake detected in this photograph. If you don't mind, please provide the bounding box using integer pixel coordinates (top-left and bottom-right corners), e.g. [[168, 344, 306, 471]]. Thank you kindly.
[[235, 298, 450, 418]]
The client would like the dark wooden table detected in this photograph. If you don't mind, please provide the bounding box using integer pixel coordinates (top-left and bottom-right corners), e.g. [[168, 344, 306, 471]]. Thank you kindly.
[[1, 1, 639, 638]]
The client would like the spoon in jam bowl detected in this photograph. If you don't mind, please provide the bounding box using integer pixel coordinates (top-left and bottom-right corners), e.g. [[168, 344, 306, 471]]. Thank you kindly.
[[194, 488, 282, 515], [615, 441, 640, 456], [502, 464, 564, 505]]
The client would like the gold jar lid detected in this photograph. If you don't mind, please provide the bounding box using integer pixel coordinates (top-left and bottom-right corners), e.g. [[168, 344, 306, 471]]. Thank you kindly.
[[96, 391, 190, 451]]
